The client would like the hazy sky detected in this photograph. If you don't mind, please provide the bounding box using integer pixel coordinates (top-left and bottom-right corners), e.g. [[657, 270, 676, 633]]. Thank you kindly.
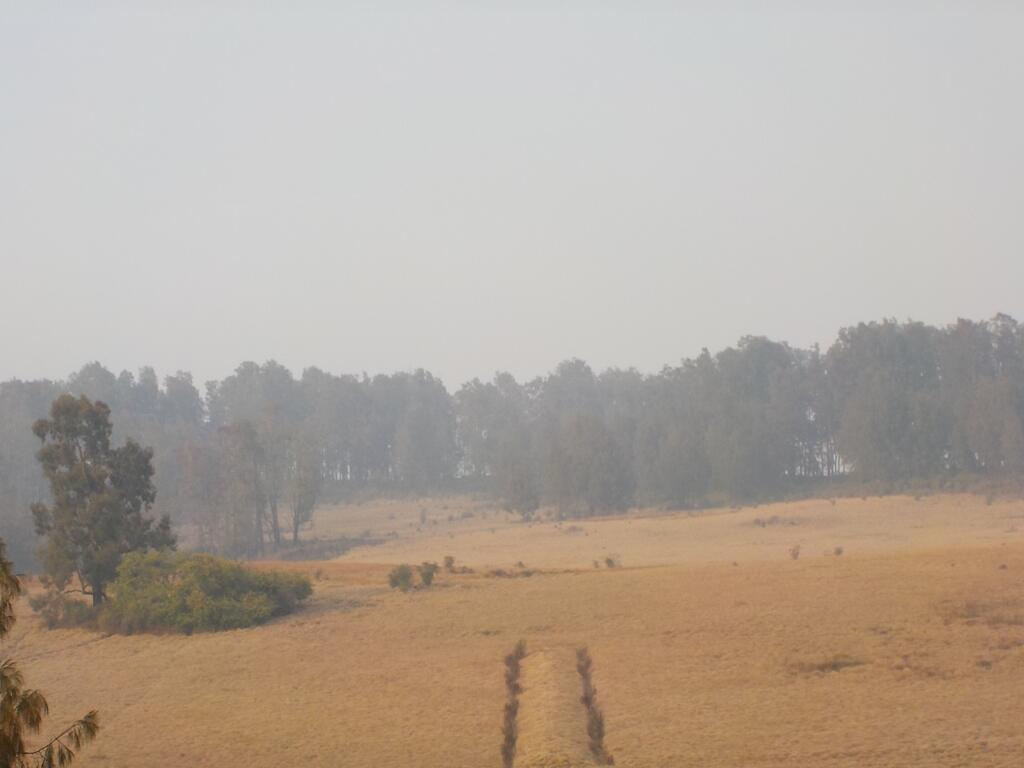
[[2, 3, 1023, 389]]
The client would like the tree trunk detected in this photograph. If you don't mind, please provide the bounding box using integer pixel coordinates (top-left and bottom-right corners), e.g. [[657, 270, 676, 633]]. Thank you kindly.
[[270, 499, 282, 550]]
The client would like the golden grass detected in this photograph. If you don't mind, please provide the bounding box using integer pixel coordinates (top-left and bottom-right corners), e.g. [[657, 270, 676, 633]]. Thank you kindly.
[[516, 650, 595, 768], [5, 493, 1023, 767], [333, 493, 1024, 569]]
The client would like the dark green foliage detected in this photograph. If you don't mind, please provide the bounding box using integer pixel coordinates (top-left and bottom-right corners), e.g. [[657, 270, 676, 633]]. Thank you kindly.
[[417, 561, 439, 587], [1, 538, 99, 767], [31, 395, 175, 606], [100, 552, 312, 634], [29, 589, 96, 629], [387, 564, 414, 591], [544, 411, 633, 515]]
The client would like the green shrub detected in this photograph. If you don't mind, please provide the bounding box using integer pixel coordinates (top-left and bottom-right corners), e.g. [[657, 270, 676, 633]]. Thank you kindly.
[[29, 588, 96, 629], [417, 561, 439, 586], [101, 552, 312, 634], [388, 564, 414, 591]]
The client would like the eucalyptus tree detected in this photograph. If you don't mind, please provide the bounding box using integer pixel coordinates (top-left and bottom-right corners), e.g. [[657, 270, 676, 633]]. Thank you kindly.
[[31, 395, 174, 605]]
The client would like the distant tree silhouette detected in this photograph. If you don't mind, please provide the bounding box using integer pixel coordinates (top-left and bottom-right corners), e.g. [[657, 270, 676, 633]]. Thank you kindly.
[[2, 315, 1023, 569]]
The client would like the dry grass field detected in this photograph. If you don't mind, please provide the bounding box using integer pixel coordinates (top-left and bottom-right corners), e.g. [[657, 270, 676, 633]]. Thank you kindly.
[[5, 494, 1024, 767]]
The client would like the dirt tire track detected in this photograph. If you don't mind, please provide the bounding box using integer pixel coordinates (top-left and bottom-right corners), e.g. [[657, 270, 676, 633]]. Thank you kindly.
[[515, 648, 598, 768]]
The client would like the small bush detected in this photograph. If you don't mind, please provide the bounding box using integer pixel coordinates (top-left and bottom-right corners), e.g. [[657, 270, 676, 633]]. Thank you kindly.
[[30, 589, 96, 629], [834, 546, 844, 556], [418, 562, 439, 587], [101, 552, 312, 634], [789, 544, 801, 560], [443, 555, 456, 572], [388, 564, 414, 591]]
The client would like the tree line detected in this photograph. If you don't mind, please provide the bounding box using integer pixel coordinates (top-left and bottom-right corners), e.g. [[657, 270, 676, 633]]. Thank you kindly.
[[2, 315, 1023, 568]]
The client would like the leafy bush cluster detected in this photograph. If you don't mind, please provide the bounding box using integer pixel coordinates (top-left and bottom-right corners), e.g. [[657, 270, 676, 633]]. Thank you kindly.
[[99, 552, 311, 634], [388, 564, 414, 590], [387, 562, 440, 591], [30, 588, 97, 629]]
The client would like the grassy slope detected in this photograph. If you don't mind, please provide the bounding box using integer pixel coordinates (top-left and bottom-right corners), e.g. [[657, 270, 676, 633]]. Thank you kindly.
[[6, 494, 1023, 767]]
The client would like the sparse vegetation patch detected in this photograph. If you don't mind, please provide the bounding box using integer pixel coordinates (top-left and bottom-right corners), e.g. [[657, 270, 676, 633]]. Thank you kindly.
[[752, 515, 801, 528], [500, 640, 527, 768], [944, 597, 1024, 628], [388, 561, 449, 590], [791, 654, 865, 675], [576, 646, 614, 765], [487, 568, 534, 579]]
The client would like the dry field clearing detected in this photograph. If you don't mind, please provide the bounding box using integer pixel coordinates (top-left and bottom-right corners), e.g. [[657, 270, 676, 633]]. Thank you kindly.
[[5, 494, 1024, 767], [320, 493, 1024, 569]]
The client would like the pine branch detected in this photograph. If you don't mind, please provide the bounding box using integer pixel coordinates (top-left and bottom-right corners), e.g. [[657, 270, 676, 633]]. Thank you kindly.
[[18, 711, 99, 762]]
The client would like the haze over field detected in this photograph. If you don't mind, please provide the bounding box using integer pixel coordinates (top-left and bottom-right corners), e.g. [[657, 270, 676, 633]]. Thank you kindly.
[[2, 3, 1024, 386], [9, 495, 1024, 767], [3, 5, 1024, 768]]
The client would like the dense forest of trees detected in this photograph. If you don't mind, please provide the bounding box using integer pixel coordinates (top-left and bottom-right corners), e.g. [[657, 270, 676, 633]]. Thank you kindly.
[[2, 315, 1023, 569]]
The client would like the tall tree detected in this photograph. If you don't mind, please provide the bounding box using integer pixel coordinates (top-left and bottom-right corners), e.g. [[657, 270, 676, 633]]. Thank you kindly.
[[286, 429, 323, 542], [0, 379, 62, 570], [31, 395, 175, 606], [207, 362, 304, 549]]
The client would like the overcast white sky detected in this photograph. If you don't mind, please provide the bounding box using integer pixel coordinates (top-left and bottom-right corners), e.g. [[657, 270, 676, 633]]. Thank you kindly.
[[2, 3, 1023, 389]]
